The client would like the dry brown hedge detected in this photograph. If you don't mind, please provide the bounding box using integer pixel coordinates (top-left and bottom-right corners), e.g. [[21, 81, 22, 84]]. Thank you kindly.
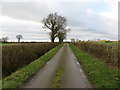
[[74, 42, 119, 68], [2, 42, 59, 77]]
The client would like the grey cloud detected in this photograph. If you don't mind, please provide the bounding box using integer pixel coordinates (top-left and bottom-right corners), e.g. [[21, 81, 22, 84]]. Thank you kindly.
[[2, 2, 50, 22]]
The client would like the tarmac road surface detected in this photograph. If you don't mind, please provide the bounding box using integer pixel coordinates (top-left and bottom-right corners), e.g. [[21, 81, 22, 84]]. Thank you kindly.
[[24, 44, 92, 88]]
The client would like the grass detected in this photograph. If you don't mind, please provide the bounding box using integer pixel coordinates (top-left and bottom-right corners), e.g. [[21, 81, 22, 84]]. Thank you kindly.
[[0, 80, 2, 89], [69, 44, 119, 88], [2, 44, 63, 88], [51, 60, 65, 88], [51, 45, 66, 88]]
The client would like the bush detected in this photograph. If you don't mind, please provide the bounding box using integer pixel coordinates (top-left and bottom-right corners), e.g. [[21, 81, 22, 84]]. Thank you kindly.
[[74, 42, 118, 68], [2, 42, 59, 77]]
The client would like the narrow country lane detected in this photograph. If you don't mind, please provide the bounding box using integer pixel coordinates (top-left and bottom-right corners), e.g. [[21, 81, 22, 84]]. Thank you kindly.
[[23, 44, 92, 88]]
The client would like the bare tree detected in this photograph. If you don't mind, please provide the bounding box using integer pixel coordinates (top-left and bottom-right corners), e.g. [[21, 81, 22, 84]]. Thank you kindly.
[[42, 13, 67, 42], [57, 28, 70, 43], [57, 31, 66, 43], [16, 35, 23, 42], [2, 37, 8, 43]]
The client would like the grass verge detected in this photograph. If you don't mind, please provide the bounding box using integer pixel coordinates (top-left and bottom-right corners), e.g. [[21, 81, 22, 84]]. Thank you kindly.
[[2, 44, 63, 88], [0, 80, 2, 89], [69, 44, 119, 88], [51, 44, 66, 88]]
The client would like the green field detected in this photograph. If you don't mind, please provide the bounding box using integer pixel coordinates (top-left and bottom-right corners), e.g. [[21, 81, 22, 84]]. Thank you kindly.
[[0, 43, 20, 45]]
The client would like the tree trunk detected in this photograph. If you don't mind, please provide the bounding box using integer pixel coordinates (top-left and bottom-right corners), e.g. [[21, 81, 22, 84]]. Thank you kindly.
[[18, 39, 20, 42], [59, 38, 62, 44], [61, 39, 63, 43], [51, 38, 54, 42], [51, 33, 55, 42]]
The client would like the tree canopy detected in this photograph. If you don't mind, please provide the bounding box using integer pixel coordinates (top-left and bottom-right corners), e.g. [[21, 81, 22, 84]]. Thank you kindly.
[[42, 13, 69, 42]]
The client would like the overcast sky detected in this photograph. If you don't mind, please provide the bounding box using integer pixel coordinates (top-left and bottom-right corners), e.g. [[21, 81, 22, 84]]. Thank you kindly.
[[0, 0, 119, 41]]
